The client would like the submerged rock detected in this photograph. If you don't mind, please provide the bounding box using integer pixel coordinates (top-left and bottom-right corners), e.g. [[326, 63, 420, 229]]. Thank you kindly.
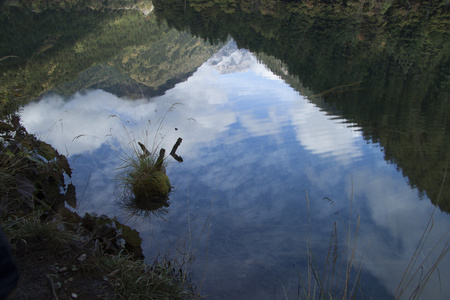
[[80, 213, 143, 258]]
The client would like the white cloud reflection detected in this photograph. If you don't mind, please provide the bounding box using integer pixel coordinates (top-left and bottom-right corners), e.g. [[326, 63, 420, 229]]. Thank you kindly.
[[21, 52, 362, 166], [21, 90, 158, 156], [347, 165, 449, 299], [290, 100, 363, 165], [303, 153, 450, 299]]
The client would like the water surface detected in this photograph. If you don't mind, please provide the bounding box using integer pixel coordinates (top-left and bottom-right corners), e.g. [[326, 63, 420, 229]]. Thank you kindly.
[[20, 42, 450, 299]]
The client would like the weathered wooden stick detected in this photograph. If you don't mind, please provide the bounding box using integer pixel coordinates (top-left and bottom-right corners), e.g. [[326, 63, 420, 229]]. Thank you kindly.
[[138, 142, 151, 157], [170, 138, 183, 162], [155, 148, 165, 171]]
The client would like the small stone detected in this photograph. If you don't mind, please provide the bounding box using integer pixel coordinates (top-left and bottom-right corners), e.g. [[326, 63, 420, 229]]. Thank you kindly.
[[71, 293, 78, 299], [59, 267, 68, 273], [93, 239, 100, 254], [77, 254, 87, 262]]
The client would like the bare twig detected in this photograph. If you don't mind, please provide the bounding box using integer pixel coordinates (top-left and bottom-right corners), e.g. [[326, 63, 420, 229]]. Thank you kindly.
[[45, 274, 59, 300]]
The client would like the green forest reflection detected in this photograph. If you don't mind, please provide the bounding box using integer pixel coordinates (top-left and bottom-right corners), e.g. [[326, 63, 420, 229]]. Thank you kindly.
[[0, 0, 219, 113], [153, 0, 450, 212]]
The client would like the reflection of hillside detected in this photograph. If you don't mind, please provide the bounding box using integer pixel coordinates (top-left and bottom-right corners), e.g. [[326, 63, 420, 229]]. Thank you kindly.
[[154, 0, 450, 213], [53, 63, 195, 99], [53, 29, 219, 98], [52, 64, 158, 99], [0, 5, 219, 110]]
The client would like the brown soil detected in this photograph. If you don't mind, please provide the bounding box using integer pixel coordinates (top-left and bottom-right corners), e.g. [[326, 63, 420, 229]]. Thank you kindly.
[[10, 237, 119, 300]]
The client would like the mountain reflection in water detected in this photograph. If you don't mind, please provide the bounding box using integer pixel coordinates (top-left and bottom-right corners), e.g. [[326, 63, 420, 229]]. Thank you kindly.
[[20, 42, 449, 299]]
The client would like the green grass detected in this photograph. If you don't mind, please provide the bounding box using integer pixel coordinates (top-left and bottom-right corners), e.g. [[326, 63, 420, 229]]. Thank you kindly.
[[99, 251, 199, 300], [0, 163, 18, 201], [0, 120, 29, 202], [1, 211, 75, 249]]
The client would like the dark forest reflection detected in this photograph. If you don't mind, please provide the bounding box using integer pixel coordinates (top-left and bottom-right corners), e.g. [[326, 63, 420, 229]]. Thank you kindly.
[[153, 0, 450, 213]]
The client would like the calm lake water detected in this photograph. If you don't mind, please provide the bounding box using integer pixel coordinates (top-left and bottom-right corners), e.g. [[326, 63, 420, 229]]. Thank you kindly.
[[6, 1, 450, 299]]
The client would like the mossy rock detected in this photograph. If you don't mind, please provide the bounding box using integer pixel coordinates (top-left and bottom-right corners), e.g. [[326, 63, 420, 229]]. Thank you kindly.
[[114, 221, 143, 257], [131, 171, 171, 201]]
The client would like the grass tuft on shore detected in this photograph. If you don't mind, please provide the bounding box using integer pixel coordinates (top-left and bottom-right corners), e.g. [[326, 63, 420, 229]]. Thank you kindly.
[[100, 251, 199, 300]]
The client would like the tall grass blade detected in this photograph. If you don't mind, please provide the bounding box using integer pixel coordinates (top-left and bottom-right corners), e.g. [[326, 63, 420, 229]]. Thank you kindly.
[[394, 168, 449, 299]]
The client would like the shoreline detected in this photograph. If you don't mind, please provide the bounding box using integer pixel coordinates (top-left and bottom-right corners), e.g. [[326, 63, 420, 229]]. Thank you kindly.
[[0, 115, 199, 299]]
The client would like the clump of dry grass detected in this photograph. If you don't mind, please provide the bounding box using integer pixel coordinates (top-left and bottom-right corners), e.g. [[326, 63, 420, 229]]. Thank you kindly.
[[118, 147, 171, 202], [111, 104, 182, 219]]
